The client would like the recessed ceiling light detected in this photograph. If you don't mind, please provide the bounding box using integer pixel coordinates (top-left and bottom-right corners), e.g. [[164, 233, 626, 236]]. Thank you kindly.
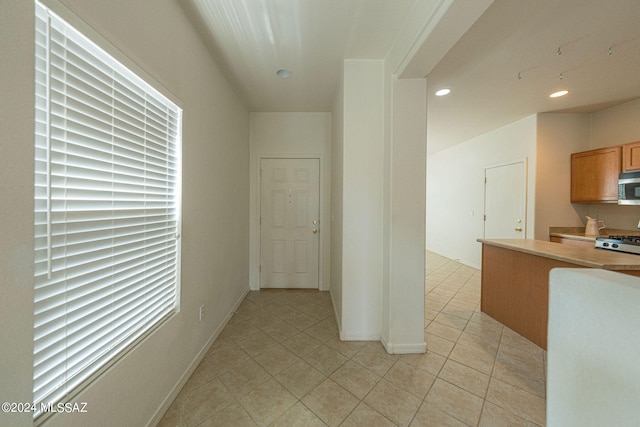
[[276, 68, 292, 79], [435, 88, 451, 97], [549, 90, 569, 98]]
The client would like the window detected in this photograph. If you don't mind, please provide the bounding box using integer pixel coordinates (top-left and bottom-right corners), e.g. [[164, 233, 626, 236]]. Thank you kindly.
[[33, 1, 181, 419]]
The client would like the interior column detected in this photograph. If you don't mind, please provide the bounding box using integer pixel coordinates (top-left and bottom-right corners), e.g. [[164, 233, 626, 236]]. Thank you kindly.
[[381, 77, 427, 353]]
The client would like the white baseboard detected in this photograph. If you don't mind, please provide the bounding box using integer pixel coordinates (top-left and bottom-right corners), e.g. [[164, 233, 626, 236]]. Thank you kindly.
[[328, 290, 425, 353], [147, 287, 249, 427], [330, 292, 380, 341], [339, 330, 381, 341], [381, 339, 427, 354]]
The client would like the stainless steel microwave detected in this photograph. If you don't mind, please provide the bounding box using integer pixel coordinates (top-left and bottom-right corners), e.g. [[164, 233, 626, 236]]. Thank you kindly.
[[618, 172, 640, 205]]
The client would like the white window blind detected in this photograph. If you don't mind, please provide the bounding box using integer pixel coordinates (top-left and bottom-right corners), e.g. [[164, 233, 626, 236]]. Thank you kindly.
[[33, 2, 181, 418]]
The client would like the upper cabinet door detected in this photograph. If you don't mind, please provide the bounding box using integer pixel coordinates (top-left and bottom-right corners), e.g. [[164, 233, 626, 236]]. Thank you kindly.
[[571, 146, 621, 203], [623, 141, 640, 172]]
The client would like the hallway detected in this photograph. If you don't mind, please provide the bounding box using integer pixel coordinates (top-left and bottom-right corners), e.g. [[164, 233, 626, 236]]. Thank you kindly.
[[159, 252, 546, 426]]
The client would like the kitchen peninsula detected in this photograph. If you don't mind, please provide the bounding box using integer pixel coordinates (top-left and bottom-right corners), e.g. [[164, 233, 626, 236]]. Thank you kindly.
[[478, 238, 640, 349]]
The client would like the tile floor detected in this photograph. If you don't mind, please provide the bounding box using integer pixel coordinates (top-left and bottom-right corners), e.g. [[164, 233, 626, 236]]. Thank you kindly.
[[158, 252, 546, 426]]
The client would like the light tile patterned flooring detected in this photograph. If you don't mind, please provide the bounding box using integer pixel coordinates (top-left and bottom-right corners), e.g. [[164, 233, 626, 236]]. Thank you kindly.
[[159, 252, 546, 426]]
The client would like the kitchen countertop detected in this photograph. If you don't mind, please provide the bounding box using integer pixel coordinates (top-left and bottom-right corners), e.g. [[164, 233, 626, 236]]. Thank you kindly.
[[477, 238, 640, 271], [548, 227, 640, 242]]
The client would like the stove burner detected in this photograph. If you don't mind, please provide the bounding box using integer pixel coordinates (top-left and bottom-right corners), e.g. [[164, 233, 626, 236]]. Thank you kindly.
[[595, 235, 640, 255], [607, 235, 640, 243]]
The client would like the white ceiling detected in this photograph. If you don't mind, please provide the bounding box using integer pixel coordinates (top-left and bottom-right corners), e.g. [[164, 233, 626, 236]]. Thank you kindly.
[[425, 0, 640, 153], [178, 0, 640, 154], [178, 0, 419, 111]]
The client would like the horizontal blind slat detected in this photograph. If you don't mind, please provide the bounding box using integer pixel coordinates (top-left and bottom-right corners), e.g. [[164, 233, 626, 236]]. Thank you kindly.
[[33, 2, 181, 420]]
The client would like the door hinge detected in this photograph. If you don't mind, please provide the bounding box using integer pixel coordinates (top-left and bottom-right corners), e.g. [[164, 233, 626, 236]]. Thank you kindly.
[[484, 177, 487, 183], [484, 214, 487, 221], [259, 265, 262, 272]]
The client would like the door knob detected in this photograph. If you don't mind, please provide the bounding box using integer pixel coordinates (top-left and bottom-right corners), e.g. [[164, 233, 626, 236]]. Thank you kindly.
[[515, 227, 522, 232], [312, 229, 318, 234]]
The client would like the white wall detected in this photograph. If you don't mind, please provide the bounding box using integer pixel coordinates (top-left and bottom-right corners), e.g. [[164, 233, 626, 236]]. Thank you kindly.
[[380, 77, 427, 353], [328, 0, 438, 351], [0, 1, 250, 426], [330, 78, 345, 324], [333, 67, 428, 352], [249, 112, 332, 291], [548, 268, 640, 427], [428, 100, 640, 266], [426, 115, 537, 268], [340, 60, 385, 339]]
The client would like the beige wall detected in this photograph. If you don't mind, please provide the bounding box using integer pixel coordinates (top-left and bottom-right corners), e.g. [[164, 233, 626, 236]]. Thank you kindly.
[[535, 114, 592, 240], [590, 98, 640, 150], [537, 100, 640, 233], [0, 1, 250, 426], [586, 99, 640, 230], [0, 4, 37, 426], [249, 112, 332, 291]]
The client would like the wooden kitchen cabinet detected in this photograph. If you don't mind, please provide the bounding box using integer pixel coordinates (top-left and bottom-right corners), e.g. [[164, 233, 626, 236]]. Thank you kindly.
[[571, 146, 621, 203], [480, 240, 640, 350], [480, 244, 580, 349], [623, 141, 640, 172]]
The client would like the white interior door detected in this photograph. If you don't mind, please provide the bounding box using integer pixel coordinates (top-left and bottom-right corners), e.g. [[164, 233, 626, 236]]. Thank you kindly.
[[484, 160, 527, 239], [260, 158, 320, 288]]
